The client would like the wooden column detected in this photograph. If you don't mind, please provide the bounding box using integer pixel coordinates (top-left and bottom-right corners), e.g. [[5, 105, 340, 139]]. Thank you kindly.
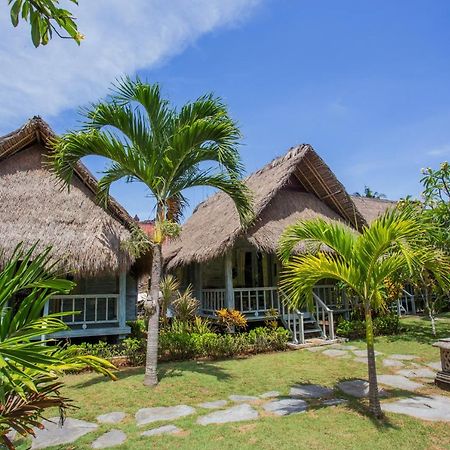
[[224, 251, 235, 310], [194, 263, 203, 306], [118, 271, 127, 330]]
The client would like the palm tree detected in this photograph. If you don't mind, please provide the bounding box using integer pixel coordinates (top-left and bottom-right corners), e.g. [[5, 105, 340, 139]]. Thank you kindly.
[[354, 186, 386, 199], [50, 77, 253, 386], [278, 208, 450, 417]]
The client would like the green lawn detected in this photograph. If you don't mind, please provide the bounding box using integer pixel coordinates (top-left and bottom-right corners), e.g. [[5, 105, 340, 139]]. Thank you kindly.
[[15, 313, 450, 450]]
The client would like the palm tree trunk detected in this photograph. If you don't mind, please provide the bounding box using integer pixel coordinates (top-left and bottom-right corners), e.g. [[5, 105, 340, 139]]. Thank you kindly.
[[143, 242, 162, 386], [364, 304, 383, 418], [424, 289, 436, 336]]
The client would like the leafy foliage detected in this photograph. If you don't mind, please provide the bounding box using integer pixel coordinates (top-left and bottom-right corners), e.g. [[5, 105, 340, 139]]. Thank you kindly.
[[216, 308, 247, 332], [353, 186, 386, 199], [8, 0, 82, 47], [336, 313, 400, 339], [159, 275, 180, 323], [0, 244, 116, 447], [278, 206, 450, 417], [171, 285, 199, 323]]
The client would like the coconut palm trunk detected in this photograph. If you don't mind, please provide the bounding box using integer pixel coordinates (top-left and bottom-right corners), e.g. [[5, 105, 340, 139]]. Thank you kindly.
[[144, 242, 162, 386], [364, 304, 382, 417]]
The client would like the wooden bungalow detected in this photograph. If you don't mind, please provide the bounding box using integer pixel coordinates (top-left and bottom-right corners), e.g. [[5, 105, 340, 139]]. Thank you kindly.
[[164, 145, 411, 343], [0, 117, 141, 340]]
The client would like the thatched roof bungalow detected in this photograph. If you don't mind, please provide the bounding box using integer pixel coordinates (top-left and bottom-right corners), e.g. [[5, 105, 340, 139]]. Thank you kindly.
[[0, 117, 141, 339], [164, 145, 395, 343]]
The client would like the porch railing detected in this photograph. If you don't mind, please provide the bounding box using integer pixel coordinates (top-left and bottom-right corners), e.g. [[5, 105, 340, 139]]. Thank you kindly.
[[312, 292, 335, 340], [234, 287, 278, 317], [48, 294, 119, 325]]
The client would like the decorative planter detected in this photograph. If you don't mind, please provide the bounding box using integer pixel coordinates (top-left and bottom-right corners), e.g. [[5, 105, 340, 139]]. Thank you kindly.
[[433, 338, 450, 390]]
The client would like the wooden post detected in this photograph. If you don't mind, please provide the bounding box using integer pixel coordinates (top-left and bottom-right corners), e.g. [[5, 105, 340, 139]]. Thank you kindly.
[[262, 253, 269, 287], [194, 263, 203, 310], [224, 251, 234, 310], [118, 271, 127, 330]]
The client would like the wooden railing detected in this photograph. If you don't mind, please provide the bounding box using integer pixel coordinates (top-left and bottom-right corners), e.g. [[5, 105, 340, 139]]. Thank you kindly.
[[312, 292, 335, 340], [201, 289, 226, 314], [234, 287, 279, 317], [48, 294, 119, 325]]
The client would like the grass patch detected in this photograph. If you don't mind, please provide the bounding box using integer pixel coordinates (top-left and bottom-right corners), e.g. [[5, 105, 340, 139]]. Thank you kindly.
[[14, 313, 450, 450]]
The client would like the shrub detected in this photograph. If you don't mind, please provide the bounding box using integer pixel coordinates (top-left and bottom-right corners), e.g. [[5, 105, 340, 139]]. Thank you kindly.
[[171, 285, 199, 322], [127, 319, 147, 339], [216, 308, 247, 332], [337, 312, 400, 338]]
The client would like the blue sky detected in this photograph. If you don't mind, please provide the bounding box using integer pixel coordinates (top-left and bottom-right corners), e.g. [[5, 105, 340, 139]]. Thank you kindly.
[[2, 0, 450, 221]]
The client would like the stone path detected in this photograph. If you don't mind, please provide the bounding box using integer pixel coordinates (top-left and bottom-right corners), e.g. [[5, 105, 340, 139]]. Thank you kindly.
[[197, 404, 258, 425], [377, 375, 424, 391], [389, 354, 418, 361], [263, 398, 308, 416], [31, 418, 98, 450], [337, 380, 385, 398], [229, 394, 259, 403], [198, 400, 228, 409], [290, 384, 334, 398], [135, 405, 196, 426], [382, 395, 450, 421], [353, 350, 382, 357], [141, 425, 182, 436], [427, 361, 442, 371], [396, 368, 436, 379], [322, 349, 348, 357], [382, 359, 404, 368], [91, 429, 126, 449], [260, 391, 280, 398]]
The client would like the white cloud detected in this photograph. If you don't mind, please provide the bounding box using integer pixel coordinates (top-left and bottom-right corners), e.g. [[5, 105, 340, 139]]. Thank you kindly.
[[425, 144, 450, 157], [0, 0, 262, 130]]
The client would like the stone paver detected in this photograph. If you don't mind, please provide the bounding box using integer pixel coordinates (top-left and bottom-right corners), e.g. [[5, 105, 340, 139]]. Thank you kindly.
[[141, 425, 182, 436], [263, 398, 308, 416], [290, 384, 334, 398], [389, 354, 417, 361], [341, 345, 358, 351], [322, 398, 348, 406], [96, 412, 126, 424], [322, 349, 348, 358], [135, 405, 196, 426], [337, 380, 385, 398], [382, 359, 405, 368], [377, 375, 424, 391], [382, 395, 450, 422], [427, 361, 442, 371], [198, 400, 228, 409], [229, 394, 259, 402], [353, 350, 382, 357], [396, 368, 436, 379], [31, 418, 98, 450], [91, 429, 126, 449], [260, 391, 280, 399], [197, 404, 258, 425]]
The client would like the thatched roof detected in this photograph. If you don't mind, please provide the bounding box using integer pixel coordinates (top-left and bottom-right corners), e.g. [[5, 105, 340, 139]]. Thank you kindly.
[[350, 196, 396, 224], [165, 145, 368, 268], [0, 117, 137, 276]]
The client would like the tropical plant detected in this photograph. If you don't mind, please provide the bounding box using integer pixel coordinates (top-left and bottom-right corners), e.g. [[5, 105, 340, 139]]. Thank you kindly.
[[353, 186, 386, 199], [50, 77, 253, 386], [8, 0, 82, 47], [159, 274, 180, 324], [171, 285, 199, 323], [278, 207, 450, 418], [0, 244, 116, 448], [216, 308, 247, 333]]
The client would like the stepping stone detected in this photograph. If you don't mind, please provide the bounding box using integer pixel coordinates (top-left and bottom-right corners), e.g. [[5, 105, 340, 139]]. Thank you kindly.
[[31, 417, 98, 449], [141, 424, 182, 437], [322, 349, 348, 357], [306, 346, 324, 352], [290, 384, 334, 398], [427, 361, 442, 371], [383, 359, 405, 368], [135, 405, 195, 426], [197, 404, 258, 425], [96, 412, 126, 424], [377, 375, 424, 391], [341, 345, 358, 351], [322, 398, 348, 406], [263, 398, 308, 416], [198, 400, 228, 409], [91, 429, 126, 449], [354, 357, 368, 364], [260, 391, 280, 399], [389, 354, 417, 361], [337, 380, 385, 398], [382, 395, 450, 422], [353, 350, 382, 357], [396, 368, 436, 379], [229, 394, 259, 402]]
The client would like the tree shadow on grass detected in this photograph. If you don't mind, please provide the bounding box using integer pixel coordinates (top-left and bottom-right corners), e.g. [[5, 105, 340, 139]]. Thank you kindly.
[[289, 378, 433, 430], [72, 359, 232, 388]]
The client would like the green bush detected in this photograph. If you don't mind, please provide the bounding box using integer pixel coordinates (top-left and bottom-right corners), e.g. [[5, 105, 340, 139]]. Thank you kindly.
[[336, 312, 400, 339]]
